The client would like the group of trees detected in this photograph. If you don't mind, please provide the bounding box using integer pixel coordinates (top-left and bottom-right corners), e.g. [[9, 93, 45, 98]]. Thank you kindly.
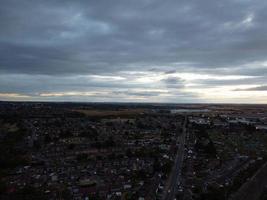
[[91, 135, 115, 149], [193, 124, 217, 157]]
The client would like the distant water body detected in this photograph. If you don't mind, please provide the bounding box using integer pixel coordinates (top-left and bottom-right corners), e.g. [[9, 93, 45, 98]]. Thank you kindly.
[[170, 109, 210, 113]]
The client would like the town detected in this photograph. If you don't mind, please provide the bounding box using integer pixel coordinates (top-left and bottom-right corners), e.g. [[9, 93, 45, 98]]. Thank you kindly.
[[0, 102, 267, 200]]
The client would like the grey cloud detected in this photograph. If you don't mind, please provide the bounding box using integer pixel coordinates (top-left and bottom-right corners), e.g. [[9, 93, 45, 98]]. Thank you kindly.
[[192, 76, 266, 87], [112, 91, 160, 97], [1, 0, 267, 102], [235, 85, 267, 91], [165, 70, 176, 74], [161, 77, 184, 88], [1, 0, 267, 75], [0, 73, 155, 94]]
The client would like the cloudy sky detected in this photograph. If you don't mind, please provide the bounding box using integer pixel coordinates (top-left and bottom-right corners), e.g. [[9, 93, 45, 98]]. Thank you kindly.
[[1, 0, 267, 103]]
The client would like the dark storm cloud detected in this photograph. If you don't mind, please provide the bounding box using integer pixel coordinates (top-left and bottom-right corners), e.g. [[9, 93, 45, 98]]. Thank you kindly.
[[1, 0, 267, 75]]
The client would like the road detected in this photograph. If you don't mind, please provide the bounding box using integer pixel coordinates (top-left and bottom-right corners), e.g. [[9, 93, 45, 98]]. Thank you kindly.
[[164, 116, 187, 200]]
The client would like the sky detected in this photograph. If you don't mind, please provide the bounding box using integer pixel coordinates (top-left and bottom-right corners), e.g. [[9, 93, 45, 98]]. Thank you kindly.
[[0, 0, 267, 103]]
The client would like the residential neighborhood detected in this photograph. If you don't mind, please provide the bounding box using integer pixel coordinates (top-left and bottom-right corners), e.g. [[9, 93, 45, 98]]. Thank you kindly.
[[0, 102, 267, 200]]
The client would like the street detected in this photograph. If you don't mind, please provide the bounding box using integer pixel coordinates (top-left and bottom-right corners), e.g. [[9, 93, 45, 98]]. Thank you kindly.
[[164, 116, 187, 200]]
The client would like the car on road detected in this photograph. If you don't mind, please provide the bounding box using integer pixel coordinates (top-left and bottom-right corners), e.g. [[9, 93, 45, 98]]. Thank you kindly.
[[177, 184, 183, 192]]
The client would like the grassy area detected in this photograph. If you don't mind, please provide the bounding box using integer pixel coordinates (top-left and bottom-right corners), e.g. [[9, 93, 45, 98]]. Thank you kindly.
[[0, 122, 19, 133]]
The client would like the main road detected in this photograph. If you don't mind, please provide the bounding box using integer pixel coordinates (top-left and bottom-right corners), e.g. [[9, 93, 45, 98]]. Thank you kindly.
[[163, 116, 187, 200]]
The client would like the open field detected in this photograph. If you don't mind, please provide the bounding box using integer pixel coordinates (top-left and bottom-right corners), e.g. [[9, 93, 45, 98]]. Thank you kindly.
[[0, 122, 19, 133], [71, 108, 146, 117]]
